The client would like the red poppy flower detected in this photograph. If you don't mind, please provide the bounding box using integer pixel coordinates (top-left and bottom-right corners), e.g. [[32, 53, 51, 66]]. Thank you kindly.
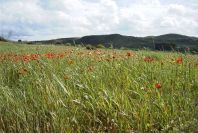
[[155, 83, 162, 89], [126, 52, 133, 57], [22, 56, 30, 63], [30, 54, 39, 60], [44, 53, 55, 59], [57, 53, 65, 58], [144, 56, 155, 62], [176, 57, 183, 64]]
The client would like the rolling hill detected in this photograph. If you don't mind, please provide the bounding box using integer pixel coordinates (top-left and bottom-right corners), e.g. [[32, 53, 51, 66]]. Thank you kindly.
[[29, 33, 198, 50]]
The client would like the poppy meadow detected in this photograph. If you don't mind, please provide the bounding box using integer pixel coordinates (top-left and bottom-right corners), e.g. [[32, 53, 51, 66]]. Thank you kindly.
[[0, 41, 198, 132]]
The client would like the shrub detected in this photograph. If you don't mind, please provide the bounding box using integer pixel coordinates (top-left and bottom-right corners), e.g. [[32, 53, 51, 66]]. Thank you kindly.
[[86, 44, 96, 50], [120, 47, 129, 50], [96, 44, 105, 49], [155, 43, 176, 51], [54, 41, 62, 45], [65, 43, 71, 46], [109, 44, 114, 49]]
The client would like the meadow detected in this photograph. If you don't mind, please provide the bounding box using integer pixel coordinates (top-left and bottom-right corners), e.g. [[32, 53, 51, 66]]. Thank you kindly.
[[0, 41, 198, 132]]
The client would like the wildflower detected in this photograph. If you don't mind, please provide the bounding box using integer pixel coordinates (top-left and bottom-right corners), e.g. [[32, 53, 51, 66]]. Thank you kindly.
[[176, 57, 183, 64], [30, 54, 39, 60], [44, 53, 55, 59], [57, 53, 65, 58], [22, 56, 30, 63], [144, 56, 155, 62], [126, 52, 134, 57], [155, 83, 162, 89]]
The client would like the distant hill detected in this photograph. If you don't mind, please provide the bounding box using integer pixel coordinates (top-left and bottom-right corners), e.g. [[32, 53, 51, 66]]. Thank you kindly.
[[31, 37, 80, 44], [30, 33, 198, 50], [0, 36, 7, 42]]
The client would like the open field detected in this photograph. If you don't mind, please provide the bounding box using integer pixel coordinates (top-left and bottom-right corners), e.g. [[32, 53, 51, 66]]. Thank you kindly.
[[0, 41, 198, 132]]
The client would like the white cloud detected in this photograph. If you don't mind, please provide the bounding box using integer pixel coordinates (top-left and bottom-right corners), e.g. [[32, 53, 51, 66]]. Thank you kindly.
[[168, 4, 187, 15], [158, 4, 198, 35], [0, 0, 198, 40]]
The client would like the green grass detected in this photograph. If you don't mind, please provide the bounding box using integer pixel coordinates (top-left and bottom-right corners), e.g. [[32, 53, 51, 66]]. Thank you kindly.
[[0, 41, 198, 132]]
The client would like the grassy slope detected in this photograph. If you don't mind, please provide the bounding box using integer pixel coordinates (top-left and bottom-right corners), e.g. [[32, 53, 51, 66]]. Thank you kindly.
[[33, 34, 198, 50], [0, 41, 198, 132]]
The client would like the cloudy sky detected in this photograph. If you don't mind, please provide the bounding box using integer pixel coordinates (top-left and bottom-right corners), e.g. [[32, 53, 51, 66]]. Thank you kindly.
[[0, 0, 198, 40]]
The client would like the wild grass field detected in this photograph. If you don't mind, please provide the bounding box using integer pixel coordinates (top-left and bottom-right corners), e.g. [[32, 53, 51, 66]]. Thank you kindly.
[[0, 41, 198, 132]]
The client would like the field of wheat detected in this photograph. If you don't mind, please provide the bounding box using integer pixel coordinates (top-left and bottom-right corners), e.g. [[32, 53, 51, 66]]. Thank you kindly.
[[0, 41, 198, 132]]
